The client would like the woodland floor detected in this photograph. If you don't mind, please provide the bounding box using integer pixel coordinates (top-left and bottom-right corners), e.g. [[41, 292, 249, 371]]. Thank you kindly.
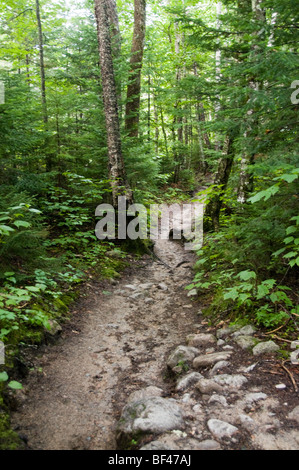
[[9, 212, 299, 451]]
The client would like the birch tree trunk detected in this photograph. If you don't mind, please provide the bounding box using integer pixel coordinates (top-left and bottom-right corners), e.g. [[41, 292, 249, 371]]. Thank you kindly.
[[94, 0, 132, 207], [125, 0, 146, 138]]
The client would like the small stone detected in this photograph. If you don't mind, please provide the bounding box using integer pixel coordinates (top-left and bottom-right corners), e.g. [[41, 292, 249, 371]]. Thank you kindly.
[[232, 325, 256, 337], [124, 284, 137, 290], [238, 414, 256, 431], [216, 325, 241, 339], [196, 378, 223, 395], [45, 319, 62, 337], [287, 405, 299, 424], [158, 282, 168, 291], [208, 394, 228, 407], [213, 374, 248, 389], [167, 345, 199, 370], [207, 419, 239, 440], [209, 360, 230, 376], [176, 371, 204, 392], [187, 289, 197, 297], [193, 351, 232, 369], [252, 340, 280, 356], [197, 439, 221, 450], [144, 297, 154, 304], [244, 392, 268, 405], [186, 333, 217, 348], [275, 383, 287, 390], [290, 349, 299, 365], [291, 340, 299, 350]]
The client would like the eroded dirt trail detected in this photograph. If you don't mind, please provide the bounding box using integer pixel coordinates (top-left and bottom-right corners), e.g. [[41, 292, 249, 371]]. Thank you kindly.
[[11, 234, 199, 450]]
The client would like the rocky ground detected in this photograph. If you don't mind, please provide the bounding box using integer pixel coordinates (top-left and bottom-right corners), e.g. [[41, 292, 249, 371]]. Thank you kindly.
[[9, 216, 299, 451]]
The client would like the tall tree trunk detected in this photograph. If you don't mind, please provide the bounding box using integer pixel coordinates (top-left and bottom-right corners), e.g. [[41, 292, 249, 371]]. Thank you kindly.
[[205, 133, 235, 231], [237, 0, 265, 203], [125, 0, 146, 138], [94, 0, 132, 207], [35, 0, 52, 172]]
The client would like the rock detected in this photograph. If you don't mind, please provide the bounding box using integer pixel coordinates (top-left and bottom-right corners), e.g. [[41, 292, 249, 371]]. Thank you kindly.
[[167, 345, 199, 370], [195, 378, 223, 394], [290, 349, 299, 365], [45, 319, 62, 337], [209, 360, 230, 376], [234, 335, 257, 350], [124, 284, 137, 290], [127, 386, 163, 404], [208, 394, 228, 407], [275, 384, 287, 390], [213, 374, 248, 389], [244, 392, 268, 405], [116, 397, 184, 448], [197, 439, 221, 450], [252, 340, 280, 356], [232, 325, 256, 337], [144, 297, 154, 304], [176, 372, 204, 392], [287, 406, 299, 424], [140, 434, 210, 451], [158, 282, 168, 291], [291, 340, 299, 350], [139, 283, 153, 290], [238, 414, 256, 432], [207, 419, 239, 440], [193, 351, 233, 369], [186, 333, 217, 348], [216, 325, 241, 339], [187, 289, 197, 297]]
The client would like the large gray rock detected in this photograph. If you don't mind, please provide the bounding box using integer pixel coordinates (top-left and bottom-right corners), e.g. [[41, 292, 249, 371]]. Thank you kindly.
[[167, 345, 199, 370], [252, 340, 279, 356], [127, 386, 163, 404], [234, 335, 257, 350], [193, 351, 233, 369], [116, 397, 184, 448]]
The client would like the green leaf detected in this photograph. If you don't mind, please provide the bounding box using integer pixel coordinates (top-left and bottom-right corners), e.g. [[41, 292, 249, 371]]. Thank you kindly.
[[237, 270, 256, 281], [0, 372, 8, 382], [0, 224, 15, 233], [8, 380, 23, 390], [13, 220, 31, 228]]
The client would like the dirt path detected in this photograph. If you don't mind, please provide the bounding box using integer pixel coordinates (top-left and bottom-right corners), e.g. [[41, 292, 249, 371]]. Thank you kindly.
[[11, 233, 199, 450]]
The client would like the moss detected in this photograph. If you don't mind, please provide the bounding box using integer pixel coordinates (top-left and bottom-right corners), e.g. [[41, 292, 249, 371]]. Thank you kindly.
[[0, 410, 24, 450]]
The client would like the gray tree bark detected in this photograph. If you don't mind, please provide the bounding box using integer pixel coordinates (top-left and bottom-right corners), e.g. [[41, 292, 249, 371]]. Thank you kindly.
[[94, 0, 132, 207], [125, 0, 146, 138]]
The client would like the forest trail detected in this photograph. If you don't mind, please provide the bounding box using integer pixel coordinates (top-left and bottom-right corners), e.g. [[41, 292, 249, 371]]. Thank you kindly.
[[10, 214, 199, 450], [10, 202, 299, 451]]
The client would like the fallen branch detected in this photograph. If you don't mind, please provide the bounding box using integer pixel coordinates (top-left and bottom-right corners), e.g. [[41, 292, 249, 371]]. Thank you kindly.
[[281, 360, 298, 392]]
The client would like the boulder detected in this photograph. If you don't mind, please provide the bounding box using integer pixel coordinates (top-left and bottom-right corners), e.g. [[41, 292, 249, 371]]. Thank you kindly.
[[116, 397, 184, 448]]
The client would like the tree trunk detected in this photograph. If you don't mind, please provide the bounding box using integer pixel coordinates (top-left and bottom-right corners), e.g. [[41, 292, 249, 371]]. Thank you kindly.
[[237, 0, 265, 203], [125, 0, 146, 138], [204, 134, 235, 231], [94, 0, 132, 207], [35, 0, 52, 172]]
